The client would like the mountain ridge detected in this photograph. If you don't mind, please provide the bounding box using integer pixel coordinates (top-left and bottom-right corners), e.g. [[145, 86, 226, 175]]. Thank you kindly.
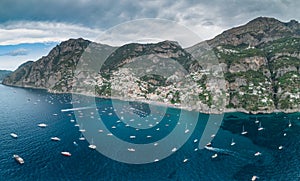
[[3, 17, 300, 113]]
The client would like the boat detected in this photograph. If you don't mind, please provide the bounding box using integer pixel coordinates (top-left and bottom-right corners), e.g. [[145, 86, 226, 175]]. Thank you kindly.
[[241, 125, 248, 135], [13, 154, 24, 164], [79, 134, 85, 141], [79, 128, 86, 132], [258, 122, 264, 131], [288, 120, 292, 127], [230, 138, 236, 146], [254, 152, 262, 156], [211, 153, 218, 158], [88, 139, 96, 150], [10, 133, 18, 138], [51, 137, 61, 141], [128, 148, 135, 152], [278, 145, 283, 150], [61, 152, 71, 156], [79, 124, 86, 132], [251, 175, 259, 181], [38, 123, 47, 128], [206, 142, 212, 147]]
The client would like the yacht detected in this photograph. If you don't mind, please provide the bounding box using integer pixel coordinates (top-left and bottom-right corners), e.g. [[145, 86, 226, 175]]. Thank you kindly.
[[230, 138, 236, 146], [206, 142, 212, 147], [38, 123, 47, 128], [254, 152, 262, 156], [10, 133, 18, 138], [51, 137, 61, 141], [211, 153, 218, 158], [288, 120, 292, 127], [128, 148, 135, 152], [79, 134, 85, 141], [251, 176, 259, 181], [258, 122, 264, 131], [79, 128, 86, 132], [241, 125, 248, 135], [13, 154, 24, 164], [88, 139, 96, 150], [61, 152, 71, 157]]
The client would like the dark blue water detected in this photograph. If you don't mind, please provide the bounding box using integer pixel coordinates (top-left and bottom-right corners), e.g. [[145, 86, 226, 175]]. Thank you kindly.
[[0, 84, 299, 180]]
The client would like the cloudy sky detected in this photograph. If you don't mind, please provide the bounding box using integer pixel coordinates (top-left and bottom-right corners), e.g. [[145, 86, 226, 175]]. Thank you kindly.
[[0, 0, 299, 70]]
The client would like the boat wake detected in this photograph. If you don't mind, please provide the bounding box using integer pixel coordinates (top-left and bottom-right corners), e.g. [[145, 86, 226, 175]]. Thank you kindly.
[[61, 106, 94, 112], [204, 146, 239, 157]]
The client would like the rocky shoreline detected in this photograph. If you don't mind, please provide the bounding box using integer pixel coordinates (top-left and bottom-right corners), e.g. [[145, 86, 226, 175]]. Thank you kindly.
[[3, 82, 299, 115]]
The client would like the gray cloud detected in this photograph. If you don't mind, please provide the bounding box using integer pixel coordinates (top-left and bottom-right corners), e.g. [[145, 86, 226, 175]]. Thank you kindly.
[[0, 0, 299, 42]]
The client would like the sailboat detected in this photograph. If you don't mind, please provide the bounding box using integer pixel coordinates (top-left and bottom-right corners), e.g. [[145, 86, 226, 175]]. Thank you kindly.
[[79, 124, 86, 132], [258, 122, 264, 131], [230, 138, 236, 146], [288, 120, 292, 127], [79, 133, 85, 141], [255, 117, 259, 124], [241, 125, 248, 135], [88, 138, 96, 150]]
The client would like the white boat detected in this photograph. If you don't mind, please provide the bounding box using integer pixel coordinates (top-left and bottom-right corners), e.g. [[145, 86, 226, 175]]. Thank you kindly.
[[79, 128, 86, 132], [51, 137, 61, 141], [128, 148, 135, 152], [254, 152, 262, 156], [288, 120, 292, 127], [251, 175, 259, 181], [88, 139, 96, 150], [230, 138, 236, 146], [258, 122, 264, 131], [79, 134, 85, 141], [38, 123, 47, 128], [13, 154, 24, 164], [278, 145, 283, 150], [211, 153, 218, 158], [241, 125, 248, 135], [206, 142, 212, 147], [10, 133, 18, 138], [61, 151, 71, 156]]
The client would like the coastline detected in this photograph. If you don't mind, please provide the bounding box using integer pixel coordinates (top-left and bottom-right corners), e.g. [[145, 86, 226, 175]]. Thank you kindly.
[[2, 83, 299, 115]]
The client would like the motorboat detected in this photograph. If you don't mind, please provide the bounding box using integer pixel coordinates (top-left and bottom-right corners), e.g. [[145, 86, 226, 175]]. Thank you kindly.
[[211, 153, 218, 158], [38, 123, 47, 128], [254, 152, 262, 156], [88, 139, 96, 150], [61, 152, 71, 156], [230, 138, 236, 146], [10, 133, 18, 138], [51, 137, 61, 141], [241, 125, 248, 135], [13, 154, 24, 164]]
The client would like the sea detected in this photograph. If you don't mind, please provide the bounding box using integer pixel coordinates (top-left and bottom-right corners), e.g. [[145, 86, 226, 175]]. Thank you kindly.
[[0, 83, 299, 181]]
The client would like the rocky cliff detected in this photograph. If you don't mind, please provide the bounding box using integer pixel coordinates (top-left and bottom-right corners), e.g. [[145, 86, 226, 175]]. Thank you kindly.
[[0, 70, 12, 81], [3, 17, 300, 113]]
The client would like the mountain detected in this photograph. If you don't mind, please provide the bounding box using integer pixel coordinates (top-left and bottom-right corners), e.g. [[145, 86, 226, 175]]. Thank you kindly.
[[3, 17, 300, 113], [0, 70, 12, 82]]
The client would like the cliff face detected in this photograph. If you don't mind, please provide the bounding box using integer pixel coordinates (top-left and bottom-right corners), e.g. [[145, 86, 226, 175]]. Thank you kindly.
[[3, 38, 116, 92], [0, 70, 12, 81], [3, 17, 300, 113], [204, 17, 300, 112]]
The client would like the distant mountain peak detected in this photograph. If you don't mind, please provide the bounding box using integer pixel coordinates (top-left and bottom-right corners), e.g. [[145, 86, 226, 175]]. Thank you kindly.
[[208, 17, 300, 47]]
